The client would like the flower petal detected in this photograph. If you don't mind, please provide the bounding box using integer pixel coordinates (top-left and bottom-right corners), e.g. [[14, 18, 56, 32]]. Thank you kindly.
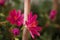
[[16, 21, 22, 26], [33, 27, 42, 31], [30, 14, 37, 23], [30, 28, 40, 36], [29, 30, 35, 39], [9, 9, 17, 17], [17, 10, 21, 17], [7, 16, 15, 24]]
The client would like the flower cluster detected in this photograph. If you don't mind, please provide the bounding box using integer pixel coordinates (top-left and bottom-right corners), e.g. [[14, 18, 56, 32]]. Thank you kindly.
[[7, 9, 42, 38], [7, 9, 23, 36]]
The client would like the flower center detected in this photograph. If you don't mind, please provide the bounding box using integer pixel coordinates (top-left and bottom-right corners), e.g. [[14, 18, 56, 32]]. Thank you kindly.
[[14, 16, 18, 20], [30, 22, 37, 27]]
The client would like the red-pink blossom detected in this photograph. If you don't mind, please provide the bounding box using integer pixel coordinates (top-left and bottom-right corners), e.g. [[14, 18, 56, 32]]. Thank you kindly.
[[0, 0, 5, 6], [26, 12, 42, 38], [49, 10, 57, 21], [7, 9, 23, 26], [11, 28, 20, 36]]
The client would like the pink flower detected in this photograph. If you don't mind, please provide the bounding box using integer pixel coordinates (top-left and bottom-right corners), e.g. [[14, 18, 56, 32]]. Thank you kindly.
[[11, 28, 20, 36], [49, 10, 57, 21], [26, 12, 42, 38], [7, 9, 23, 26], [0, 0, 5, 6]]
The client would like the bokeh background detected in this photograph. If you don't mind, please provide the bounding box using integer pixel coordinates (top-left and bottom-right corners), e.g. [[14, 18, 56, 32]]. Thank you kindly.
[[0, 0, 60, 40]]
